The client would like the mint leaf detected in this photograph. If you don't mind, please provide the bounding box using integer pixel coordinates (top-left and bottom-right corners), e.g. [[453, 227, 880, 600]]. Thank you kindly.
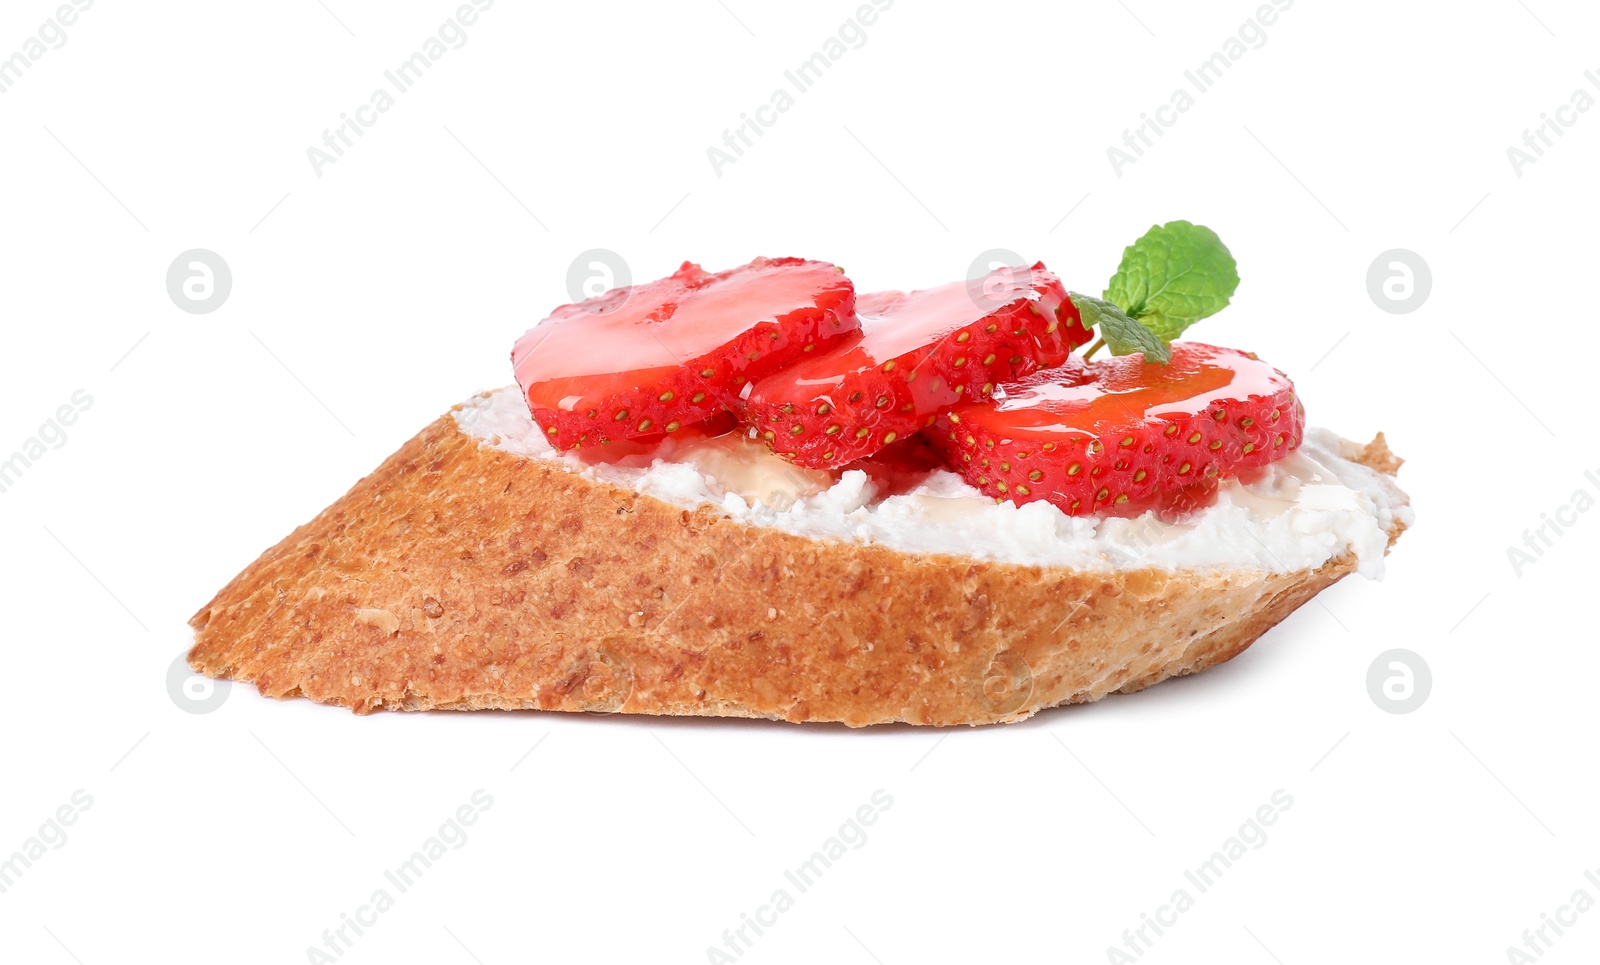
[[1104, 221, 1239, 343], [1070, 293, 1171, 363]]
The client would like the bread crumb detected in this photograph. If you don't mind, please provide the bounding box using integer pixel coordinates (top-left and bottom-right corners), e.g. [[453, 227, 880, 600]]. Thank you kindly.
[[355, 607, 400, 636]]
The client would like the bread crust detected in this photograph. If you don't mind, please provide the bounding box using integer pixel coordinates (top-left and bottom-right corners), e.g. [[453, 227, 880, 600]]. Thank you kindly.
[[188, 410, 1407, 726]]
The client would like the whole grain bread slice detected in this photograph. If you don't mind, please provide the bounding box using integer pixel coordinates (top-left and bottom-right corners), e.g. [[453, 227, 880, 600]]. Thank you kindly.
[[187, 405, 1407, 726]]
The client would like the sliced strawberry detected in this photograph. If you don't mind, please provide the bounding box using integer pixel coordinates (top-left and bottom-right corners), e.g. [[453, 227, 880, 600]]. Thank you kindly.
[[742, 263, 1090, 468], [929, 342, 1305, 518], [565, 410, 740, 466], [513, 257, 857, 449]]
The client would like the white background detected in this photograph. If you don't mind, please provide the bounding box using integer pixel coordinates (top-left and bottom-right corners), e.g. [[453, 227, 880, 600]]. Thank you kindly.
[[1, 0, 1595, 962]]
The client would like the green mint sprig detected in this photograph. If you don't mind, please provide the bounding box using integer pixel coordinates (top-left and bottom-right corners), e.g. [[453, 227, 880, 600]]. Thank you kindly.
[[1069, 220, 1239, 365], [1069, 293, 1169, 363]]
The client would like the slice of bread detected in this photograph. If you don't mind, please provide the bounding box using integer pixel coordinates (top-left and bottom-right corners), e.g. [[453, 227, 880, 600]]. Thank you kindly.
[[187, 400, 1408, 726]]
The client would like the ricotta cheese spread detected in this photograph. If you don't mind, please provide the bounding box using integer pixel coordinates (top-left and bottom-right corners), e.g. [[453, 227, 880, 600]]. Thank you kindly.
[[455, 387, 1411, 576]]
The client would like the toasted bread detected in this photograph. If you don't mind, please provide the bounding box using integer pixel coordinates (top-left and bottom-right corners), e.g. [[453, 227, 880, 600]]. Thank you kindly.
[[187, 397, 1407, 726]]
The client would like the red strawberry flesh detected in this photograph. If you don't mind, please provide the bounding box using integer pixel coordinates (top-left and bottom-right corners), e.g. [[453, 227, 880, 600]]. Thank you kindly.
[[514, 257, 857, 448], [931, 342, 1304, 517], [743, 263, 1091, 468]]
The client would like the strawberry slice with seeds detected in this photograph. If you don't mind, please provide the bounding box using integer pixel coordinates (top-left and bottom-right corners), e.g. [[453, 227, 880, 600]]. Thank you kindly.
[[742, 263, 1090, 468], [930, 342, 1304, 517], [514, 257, 857, 449]]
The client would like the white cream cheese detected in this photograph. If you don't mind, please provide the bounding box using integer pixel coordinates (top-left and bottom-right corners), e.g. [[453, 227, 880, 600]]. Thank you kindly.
[[454, 387, 1412, 577]]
